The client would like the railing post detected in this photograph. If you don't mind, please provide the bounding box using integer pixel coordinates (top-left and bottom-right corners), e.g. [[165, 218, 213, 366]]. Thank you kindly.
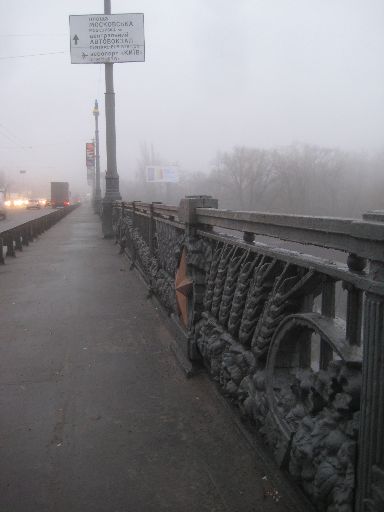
[[23, 227, 29, 246], [15, 232, 23, 251], [320, 278, 335, 369], [356, 212, 384, 511], [177, 196, 218, 358], [149, 202, 154, 256], [178, 195, 218, 237], [7, 234, 15, 257], [132, 201, 137, 230], [119, 202, 125, 243], [0, 238, 4, 264], [148, 202, 162, 257]]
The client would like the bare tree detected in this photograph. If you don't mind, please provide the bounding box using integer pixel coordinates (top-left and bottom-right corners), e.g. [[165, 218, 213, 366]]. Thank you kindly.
[[269, 144, 347, 215], [210, 146, 275, 210], [121, 142, 163, 202], [118, 142, 384, 217]]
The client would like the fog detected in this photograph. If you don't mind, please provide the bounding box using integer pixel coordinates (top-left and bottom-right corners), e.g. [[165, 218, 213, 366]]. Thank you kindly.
[[0, 0, 383, 214]]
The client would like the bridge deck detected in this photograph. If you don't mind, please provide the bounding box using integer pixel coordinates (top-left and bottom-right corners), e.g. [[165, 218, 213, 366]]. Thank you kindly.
[[0, 206, 306, 512]]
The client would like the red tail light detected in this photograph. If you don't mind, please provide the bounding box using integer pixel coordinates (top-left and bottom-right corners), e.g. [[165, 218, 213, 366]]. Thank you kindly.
[[64, 201, 69, 206]]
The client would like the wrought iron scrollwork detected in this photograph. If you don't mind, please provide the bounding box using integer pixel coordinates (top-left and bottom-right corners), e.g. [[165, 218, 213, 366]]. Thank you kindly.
[[218, 250, 249, 328], [264, 313, 361, 511], [116, 212, 183, 314], [191, 238, 363, 512], [238, 258, 282, 346], [364, 465, 384, 512], [203, 244, 223, 311], [252, 267, 322, 358]]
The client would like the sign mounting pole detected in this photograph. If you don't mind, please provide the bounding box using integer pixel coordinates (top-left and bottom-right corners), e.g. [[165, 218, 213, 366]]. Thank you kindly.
[[102, 0, 121, 237], [69, 4, 144, 235], [93, 100, 102, 213]]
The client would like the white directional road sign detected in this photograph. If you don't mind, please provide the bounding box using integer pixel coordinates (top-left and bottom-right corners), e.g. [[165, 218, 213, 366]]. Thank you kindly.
[[69, 13, 144, 64]]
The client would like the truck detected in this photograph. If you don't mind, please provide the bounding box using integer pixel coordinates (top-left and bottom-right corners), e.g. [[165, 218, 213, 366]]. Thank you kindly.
[[51, 182, 70, 208]]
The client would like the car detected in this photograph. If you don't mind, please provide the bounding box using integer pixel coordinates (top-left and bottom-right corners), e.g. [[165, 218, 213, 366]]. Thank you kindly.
[[26, 199, 41, 209]]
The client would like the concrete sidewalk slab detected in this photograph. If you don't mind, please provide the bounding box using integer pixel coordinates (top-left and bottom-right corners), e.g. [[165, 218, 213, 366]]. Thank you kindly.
[[0, 205, 306, 512]]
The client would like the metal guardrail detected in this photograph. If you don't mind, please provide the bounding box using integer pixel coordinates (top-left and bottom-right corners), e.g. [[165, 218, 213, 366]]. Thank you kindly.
[[195, 208, 384, 262], [114, 201, 180, 222], [0, 205, 79, 264], [116, 200, 384, 261]]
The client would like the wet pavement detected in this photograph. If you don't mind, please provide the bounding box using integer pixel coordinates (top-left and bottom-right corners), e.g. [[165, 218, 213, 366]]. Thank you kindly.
[[0, 205, 307, 512]]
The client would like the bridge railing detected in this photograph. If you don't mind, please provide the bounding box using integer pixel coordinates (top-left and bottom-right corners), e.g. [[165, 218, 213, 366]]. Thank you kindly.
[[0, 205, 79, 264], [113, 196, 384, 512]]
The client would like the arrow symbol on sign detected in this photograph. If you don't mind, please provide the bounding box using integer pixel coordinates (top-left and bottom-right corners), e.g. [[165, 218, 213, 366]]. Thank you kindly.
[[73, 35, 79, 45]]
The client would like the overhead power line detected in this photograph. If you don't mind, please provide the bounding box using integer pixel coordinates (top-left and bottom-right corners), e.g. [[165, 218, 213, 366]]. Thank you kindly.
[[0, 123, 28, 146], [0, 34, 68, 37], [0, 123, 31, 151], [0, 51, 65, 60], [0, 33, 67, 37], [0, 132, 31, 151]]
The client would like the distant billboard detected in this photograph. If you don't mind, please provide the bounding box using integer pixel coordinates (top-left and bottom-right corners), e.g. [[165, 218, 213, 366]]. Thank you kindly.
[[145, 165, 179, 183], [86, 142, 95, 167]]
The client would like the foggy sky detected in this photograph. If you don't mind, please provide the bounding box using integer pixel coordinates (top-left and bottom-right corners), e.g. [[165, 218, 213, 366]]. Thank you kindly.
[[0, 0, 383, 197]]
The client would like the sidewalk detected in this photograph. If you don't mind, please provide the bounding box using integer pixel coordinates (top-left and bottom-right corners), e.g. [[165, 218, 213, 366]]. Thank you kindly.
[[0, 205, 304, 512]]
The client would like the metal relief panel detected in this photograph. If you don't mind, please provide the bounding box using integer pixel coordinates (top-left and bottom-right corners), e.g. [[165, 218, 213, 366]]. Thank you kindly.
[[155, 220, 184, 277]]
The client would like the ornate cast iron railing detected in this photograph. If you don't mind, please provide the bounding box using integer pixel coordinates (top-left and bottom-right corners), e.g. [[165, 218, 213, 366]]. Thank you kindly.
[[112, 197, 384, 512]]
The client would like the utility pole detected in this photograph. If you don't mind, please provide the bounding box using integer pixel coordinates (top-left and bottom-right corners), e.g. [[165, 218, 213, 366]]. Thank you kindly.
[[102, 0, 121, 237], [93, 99, 102, 213]]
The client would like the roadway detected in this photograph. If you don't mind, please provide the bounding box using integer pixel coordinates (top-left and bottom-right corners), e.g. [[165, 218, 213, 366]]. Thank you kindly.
[[0, 207, 54, 232], [0, 205, 308, 512]]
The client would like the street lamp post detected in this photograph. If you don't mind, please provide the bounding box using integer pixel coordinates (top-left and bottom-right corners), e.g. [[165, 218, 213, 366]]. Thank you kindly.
[[101, 0, 121, 237], [93, 99, 102, 213]]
